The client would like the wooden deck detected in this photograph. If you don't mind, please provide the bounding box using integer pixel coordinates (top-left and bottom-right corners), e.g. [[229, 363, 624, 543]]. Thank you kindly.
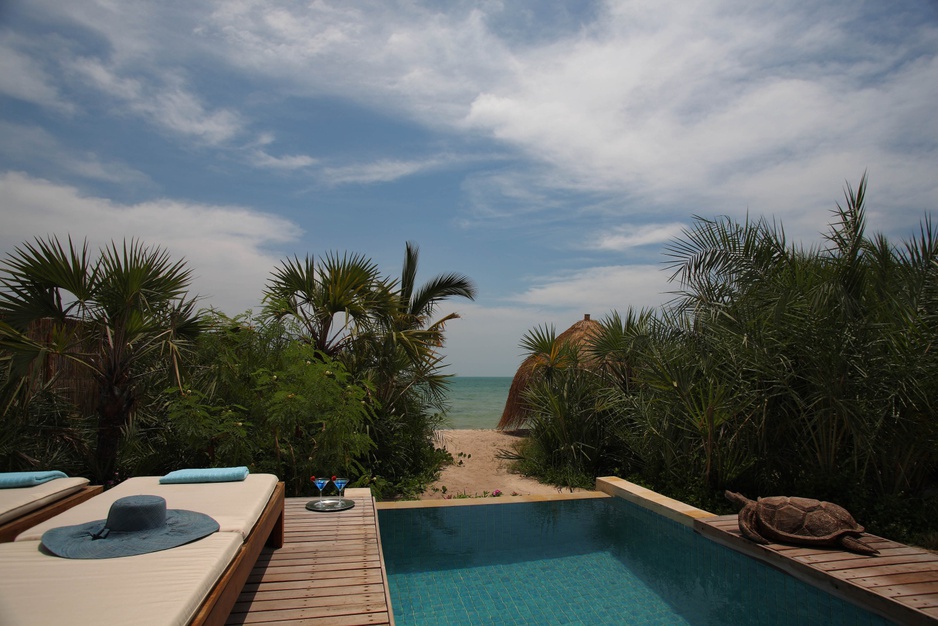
[[697, 514, 938, 626], [226, 488, 394, 626]]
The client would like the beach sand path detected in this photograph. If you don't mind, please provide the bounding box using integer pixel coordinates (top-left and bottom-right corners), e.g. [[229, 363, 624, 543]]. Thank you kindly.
[[418, 429, 582, 500]]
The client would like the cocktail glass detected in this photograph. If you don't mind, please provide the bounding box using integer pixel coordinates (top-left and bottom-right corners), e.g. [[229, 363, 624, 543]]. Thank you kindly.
[[333, 477, 349, 497], [313, 476, 330, 505]]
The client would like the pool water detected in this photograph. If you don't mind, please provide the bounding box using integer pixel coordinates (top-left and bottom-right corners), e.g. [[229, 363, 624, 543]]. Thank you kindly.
[[379, 498, 897, 626]]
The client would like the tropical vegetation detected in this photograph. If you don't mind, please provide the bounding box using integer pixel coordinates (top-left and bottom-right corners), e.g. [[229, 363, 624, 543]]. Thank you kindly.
[[0, 238, 474, 498], [509, 176, 938, 545], [0, 238, 202, 483]]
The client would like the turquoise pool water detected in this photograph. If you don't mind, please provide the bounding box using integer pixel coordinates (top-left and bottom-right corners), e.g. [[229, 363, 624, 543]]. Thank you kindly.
[[379, 498, 897, 626]]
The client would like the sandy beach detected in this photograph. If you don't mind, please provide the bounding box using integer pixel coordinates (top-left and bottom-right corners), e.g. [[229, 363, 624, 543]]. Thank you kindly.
[[418, 429, 583, 499]]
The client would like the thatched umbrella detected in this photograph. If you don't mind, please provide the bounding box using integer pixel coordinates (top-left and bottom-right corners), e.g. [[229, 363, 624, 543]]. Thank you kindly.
[[497, 314, 602, 431]]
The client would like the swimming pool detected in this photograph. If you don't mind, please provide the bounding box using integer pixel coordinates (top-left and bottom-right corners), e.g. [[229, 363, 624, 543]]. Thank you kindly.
[[379, 497, 897, 625]]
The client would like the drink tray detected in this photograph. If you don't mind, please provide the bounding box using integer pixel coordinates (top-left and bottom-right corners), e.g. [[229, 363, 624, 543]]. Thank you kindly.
[[306, 497, 355, 512]]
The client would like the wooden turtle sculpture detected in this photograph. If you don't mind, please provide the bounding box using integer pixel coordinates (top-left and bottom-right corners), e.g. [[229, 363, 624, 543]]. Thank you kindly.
[[725, 491, 878, 555]]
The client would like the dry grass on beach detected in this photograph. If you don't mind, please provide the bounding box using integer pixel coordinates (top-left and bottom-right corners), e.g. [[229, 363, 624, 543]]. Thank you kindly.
[[418, 429, 584, 500]]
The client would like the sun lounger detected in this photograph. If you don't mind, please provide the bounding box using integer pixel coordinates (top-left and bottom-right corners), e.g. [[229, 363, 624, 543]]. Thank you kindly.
[[0, 473, 285, 625], [17, 474, 281, 542], [0, 476, 102, 543]]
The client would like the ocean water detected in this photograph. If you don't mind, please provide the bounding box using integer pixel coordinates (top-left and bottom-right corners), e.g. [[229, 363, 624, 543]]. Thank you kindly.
[[440, 376, 512, 429]]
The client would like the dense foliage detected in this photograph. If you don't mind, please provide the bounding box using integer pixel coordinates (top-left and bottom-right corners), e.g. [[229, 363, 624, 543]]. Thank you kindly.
[[512, 176, 938, 545], [0, 239, 474, 498], [0, 238, 202, 483]]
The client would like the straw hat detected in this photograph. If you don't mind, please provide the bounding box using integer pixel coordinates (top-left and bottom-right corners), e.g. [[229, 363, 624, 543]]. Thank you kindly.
[[41, 495, 219, 559]]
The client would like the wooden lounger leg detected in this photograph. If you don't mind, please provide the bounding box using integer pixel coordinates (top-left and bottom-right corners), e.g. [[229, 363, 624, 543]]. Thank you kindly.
[[267, 507, 285, 549]]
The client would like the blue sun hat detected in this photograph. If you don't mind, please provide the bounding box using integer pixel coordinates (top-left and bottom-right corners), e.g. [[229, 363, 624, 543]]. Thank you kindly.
[[41, 495, 219, 559]]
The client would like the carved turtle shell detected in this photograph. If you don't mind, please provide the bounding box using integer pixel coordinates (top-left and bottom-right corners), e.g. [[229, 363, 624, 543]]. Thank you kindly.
[[754, 495, 863, 542], [725, 491, 879, 555]]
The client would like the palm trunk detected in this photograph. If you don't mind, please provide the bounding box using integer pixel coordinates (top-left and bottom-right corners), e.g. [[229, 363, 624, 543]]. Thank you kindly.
[[95, 372, 134, 484]]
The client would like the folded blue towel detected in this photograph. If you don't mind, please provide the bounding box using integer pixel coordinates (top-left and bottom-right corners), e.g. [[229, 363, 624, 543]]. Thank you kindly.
[[0, 471, 69, 489], [159, 466, 250, 484]]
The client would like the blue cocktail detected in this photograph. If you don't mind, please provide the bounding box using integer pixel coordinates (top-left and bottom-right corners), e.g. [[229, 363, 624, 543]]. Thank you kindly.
[[306, 474, 354, 512], [313, 476, 330, 504]]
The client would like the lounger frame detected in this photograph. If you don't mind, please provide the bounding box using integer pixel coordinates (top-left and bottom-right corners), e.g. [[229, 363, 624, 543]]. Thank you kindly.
[[0, 484, 104, 543], [190, 481, 285, 626]]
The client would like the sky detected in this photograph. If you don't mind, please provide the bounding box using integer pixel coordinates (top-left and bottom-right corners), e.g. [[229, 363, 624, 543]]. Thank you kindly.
[[1, 1, 937, 376]]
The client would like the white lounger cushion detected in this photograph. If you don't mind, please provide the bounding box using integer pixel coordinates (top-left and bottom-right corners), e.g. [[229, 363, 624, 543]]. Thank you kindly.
[[17, 473, 277, 542], [0, 477, 90, 526], [0, 532, 242, 626]]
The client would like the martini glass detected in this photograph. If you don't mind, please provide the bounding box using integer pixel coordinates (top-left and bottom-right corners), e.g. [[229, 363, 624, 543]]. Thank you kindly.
[[333, 477, 349, 498], [313, 476, 330, 505]]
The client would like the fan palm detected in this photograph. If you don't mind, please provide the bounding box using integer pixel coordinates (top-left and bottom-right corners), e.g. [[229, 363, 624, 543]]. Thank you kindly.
[[0, 237, 203, 481], [262, 252, 386, 358]]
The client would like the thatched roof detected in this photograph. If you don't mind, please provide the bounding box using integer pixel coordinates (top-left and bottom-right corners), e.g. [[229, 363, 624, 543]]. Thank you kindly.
[[496, 314, 601, 431]]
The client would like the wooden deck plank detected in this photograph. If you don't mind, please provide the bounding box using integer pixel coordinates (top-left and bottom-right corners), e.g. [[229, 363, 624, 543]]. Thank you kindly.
[[236, 585, 384, 603], [226, 490, 394, 626], [246, 571, 386, 588], [238, 603, 392, 619], [228, 612, 393, 626], [697, 514, 938, 626], [240, 581, 388, 596]]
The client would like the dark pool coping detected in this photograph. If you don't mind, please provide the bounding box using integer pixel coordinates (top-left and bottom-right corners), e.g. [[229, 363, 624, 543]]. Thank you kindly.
[[376, 477, 716, 521], [594, 476, 718, 526], [376, 489, 608, 510]]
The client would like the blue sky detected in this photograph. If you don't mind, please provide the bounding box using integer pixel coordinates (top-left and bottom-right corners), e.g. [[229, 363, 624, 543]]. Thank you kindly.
[[1, 1, 937, 376]]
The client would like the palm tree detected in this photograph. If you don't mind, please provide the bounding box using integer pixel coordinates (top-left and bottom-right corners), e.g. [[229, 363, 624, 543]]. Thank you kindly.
[[0, 237, 203, 482], [262, 252, 386, 358], [260, 243, 475, 493], [379, 241, 476, 366], [264, 243, 475, 377], [395, 242, 475, 327], [368, 241, 475, 389], [339, 242, 476, 487]]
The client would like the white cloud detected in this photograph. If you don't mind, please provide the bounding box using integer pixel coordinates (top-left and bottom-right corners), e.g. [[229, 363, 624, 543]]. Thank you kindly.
[[68, 58, 243, 145], [440, 303, 538, 376], [0, 34, 75, 113], [460, 2, 938, 226], [12, 1, 935, 228], [203, 1, 515, 122], [179, 0, 938, 231], [0, 172, 297, 315], [250, 150, 318, 171], [593, 223, 686, 251], [514, 264, 673, 313], [319, 156, 451, 186]]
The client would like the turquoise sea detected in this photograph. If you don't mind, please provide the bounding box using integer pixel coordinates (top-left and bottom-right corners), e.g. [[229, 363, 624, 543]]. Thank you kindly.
[[440, 376, 512, 429]]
